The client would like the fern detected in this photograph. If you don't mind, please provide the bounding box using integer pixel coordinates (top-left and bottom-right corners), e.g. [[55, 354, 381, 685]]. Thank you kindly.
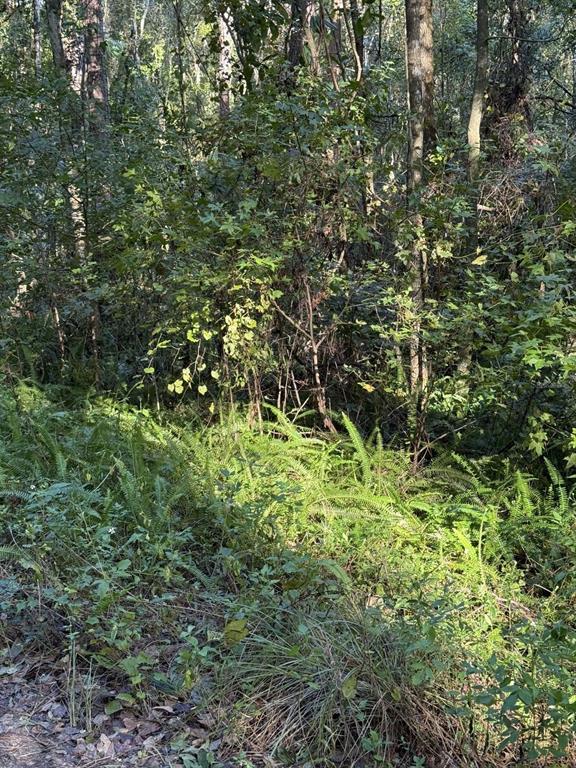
[[507, 471, 535, 522], [341, 413, 372, 486], [0, 489, 34, 504], [0, 545, 41, 575], [544, 458, 569, 518]]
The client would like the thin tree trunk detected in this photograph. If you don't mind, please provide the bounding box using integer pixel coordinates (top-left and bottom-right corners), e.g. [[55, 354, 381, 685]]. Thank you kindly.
[[287, 0, 305, 70], [571, 48, 576, 129], [46, 0, 68, 72], [467, 0, 489, 187], [303, 1, 320, 75], [319, 0, 344, 86], [404, 0, 435, 466], [82, 0, 109, 132], [458, 0, 489, 393], [81, 0, 108, 380], [217, 10, 232, 116], [33, 0, 42, 76], [173, 0, 189, 132], [349, 0, 364, 79]]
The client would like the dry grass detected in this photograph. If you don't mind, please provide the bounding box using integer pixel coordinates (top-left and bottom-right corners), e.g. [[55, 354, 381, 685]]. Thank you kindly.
[[216, 601, 484, 768]]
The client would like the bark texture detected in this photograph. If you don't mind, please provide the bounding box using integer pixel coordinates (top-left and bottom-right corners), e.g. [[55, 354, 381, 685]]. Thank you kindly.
[[46, 0, 68, 72]]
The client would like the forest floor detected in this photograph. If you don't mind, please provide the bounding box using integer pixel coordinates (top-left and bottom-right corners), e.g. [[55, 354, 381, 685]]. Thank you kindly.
[[0, 655, 221, 768]]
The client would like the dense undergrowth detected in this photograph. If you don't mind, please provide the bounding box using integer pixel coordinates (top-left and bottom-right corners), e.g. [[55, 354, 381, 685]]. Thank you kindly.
[[1, 380, 576, 767]]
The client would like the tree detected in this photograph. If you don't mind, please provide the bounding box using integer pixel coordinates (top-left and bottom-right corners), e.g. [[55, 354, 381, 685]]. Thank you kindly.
[[82, 0, 109, 131], [45, 0, 67, 72], [404, 0, 436, 462], [217, 8, 232, 116], [33, 0, 41, 76], [467, 0, 489, 186]]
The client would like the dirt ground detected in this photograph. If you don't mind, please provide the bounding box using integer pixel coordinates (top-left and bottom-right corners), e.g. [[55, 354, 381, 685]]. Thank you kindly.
[[0, 657, 219, 768]]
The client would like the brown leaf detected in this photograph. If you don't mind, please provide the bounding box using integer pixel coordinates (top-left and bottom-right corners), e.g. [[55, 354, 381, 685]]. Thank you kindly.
[[142, 732, 164, 749], [96, 732, 115, 758], [138, 720, 161, 737], [121, 716, 140, 732], [187, 726, 209, 741], [152, 705, 175, 714], [195, 711, 216, 728]]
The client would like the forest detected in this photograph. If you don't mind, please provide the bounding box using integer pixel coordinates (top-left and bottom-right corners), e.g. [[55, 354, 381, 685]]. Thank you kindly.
[[1, 0, 576, 765]]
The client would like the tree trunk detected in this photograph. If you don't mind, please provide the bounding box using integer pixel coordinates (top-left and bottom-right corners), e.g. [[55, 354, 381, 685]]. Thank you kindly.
[[173, 0, 190, 132], [404, 0, 435, 464], [217, 10, 232, 117], [467, 0, 489, 255], [491, 0, 532, 131], [327, 0, 345, 85], [572, 47, 576, 129], [33, 0, 42, 76], [82, 0, 109, 132], [286, 0, 319, 82], [349, 0, 364, 79], [405, 0, 435, 170], [287, 0, 305, 69], [504, 0, 531, 122], [467, 0, 489, 185], [46, 0, 68, 72], [455, 0, 489, 406]]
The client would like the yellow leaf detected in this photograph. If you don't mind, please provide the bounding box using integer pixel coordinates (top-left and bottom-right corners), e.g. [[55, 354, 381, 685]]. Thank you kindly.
[[471, 254, 487, 266], [341, 674, 358, 700], [224, 619, 248, 646]]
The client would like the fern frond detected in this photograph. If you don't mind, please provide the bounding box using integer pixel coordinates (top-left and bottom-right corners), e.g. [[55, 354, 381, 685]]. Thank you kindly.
[[544, 459, 569, 518], [509, 471, 535, 520], [340, 413, 371, 486], [0, 489, 33, 504], [0, 545, 41, 575]]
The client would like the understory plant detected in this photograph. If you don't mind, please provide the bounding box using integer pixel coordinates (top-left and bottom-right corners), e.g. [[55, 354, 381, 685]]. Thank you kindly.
[[0, 381, 575, 764]]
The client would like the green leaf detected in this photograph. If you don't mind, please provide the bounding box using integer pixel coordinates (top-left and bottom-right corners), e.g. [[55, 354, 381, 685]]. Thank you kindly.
[[117, 692, 136, 705], [224, 619, 248, 646], [104, 699, 124, 715], [341, 674, 358, 700]]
